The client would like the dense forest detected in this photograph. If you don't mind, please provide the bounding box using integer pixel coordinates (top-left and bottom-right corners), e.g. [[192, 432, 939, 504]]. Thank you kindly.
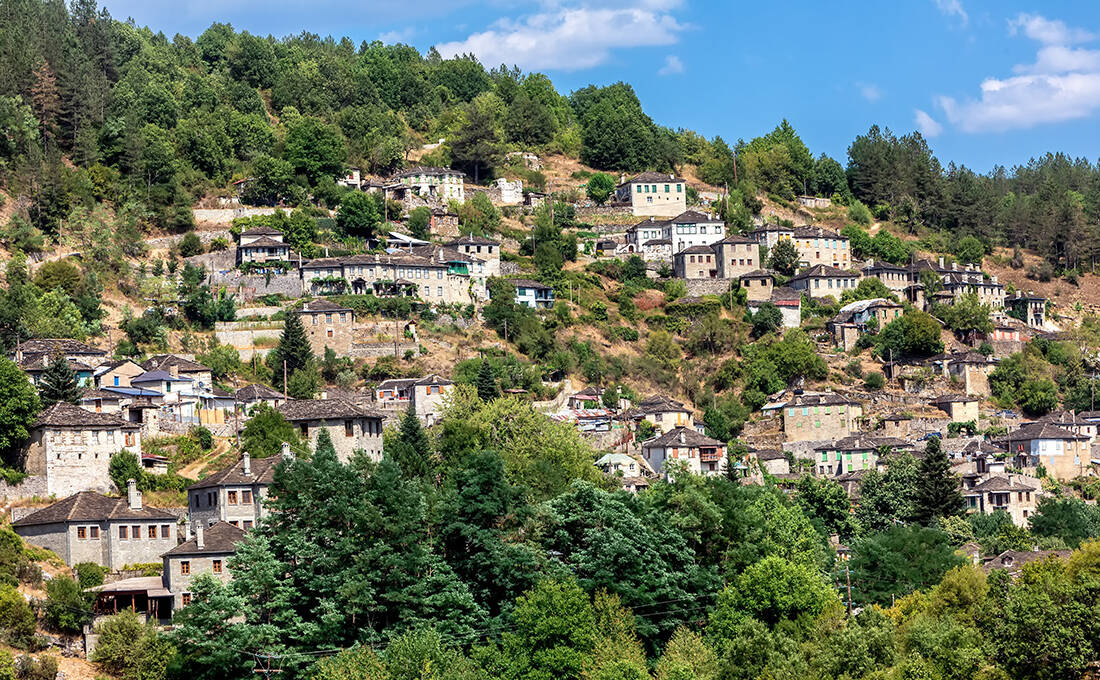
[[1, 0, 1100, 273]]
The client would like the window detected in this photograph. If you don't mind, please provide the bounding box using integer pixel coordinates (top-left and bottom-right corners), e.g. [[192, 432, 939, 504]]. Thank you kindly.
[[636, 185, 642, 193], [300, 423, 308, 437], [207, 492, 215, 507], [113, 376, 119, 386], [344, 420, 354, 437], [242, 490, 252, 504], [643, 185, 649, 193], [228, 491, 238, 505], [327, 329, 333, 338], [131, 526, 141, 539], [180, 561, 190, 575], [182, 593, 191, 606], [677, 184, 683, 192], [213, 560, 222, 574], [326, 313, 332, 324], [664, 184, 670, 192], [161, 525, 170, 538], [149, 525, 157, 539], [244, 520, 253, 530], [437, 287, 443, 297], [119, 526, 128, 539], [77, 527, 86, 539], [90, 526, 99, 539], [312, 315, 317, 325]]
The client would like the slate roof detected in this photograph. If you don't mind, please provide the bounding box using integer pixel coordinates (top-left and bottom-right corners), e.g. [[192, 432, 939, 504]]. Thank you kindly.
[[632, 395, 691, 414], [507, 278, 553, 291], [644, 426, 725, 448], [752, 449, 787, 461], [815, 434, 911, 452], [785, 392, 860, 407], [739, 269, 775, 280], [142, 355, 211, 374], [446, 234, 499, 246], [971, 475, 1039, 493], [619, 171, 686, 185], [929, 394, 980, 405], [236, 384, 284, 402], [669, 210, 721, 224], [716, 234, 757, 244], [164, 521, 246, 556], [392, 166, 465, 179], [132, 370, 192, 384], [789, 264, 858, 282], [240, 236, 288, 248], [770, 287, 803, 303], [18, 356, 93, 372], [79, 388, 123, 401], [792, 226, 844, 239], [12, 491, 177, 527], [34, 403, 137, 429], [15, 339, 105, 356], [996, 422, 1089, 442], [278, 398, 384, 421], [409, 244, 482, 264], [188, 455, 281, 490], [677, 245, 715, 255], [983, 550, 1071, 576], [240, 225, 283, 236], [299, 299, 353, 313]]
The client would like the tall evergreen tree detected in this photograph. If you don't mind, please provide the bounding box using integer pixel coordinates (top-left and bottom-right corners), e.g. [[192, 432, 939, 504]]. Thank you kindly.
[[270, 311, 313, 393], [475, 359, 498, 401], [389, 405, 432, 481], [38, 353, 81, 407], [913, 436, 964, 524]]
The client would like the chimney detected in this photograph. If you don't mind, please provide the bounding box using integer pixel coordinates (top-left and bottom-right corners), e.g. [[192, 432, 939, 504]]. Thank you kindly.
[[242, 451, 251, 477], [169, 363, 179, 379], [127, 479, 141, 510], [679, 431, 686, 444], [952, 262, 958, 271], [281, 441, 294, 461], [991, 275, 998, 284], [938, 256, 944, 268], [196, 523, 205, 550], [185, 522, 192, 541]]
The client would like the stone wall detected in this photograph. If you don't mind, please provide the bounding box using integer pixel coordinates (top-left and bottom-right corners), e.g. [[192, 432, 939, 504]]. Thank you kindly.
[[575, 205, 635, 219], [209, 272, 303, 301], [0, 475, 49, 502], [193, 207, 279, 225], [348, 342, 419, 358], [215, 320, 284, 360], [684, 279, 733, 297]]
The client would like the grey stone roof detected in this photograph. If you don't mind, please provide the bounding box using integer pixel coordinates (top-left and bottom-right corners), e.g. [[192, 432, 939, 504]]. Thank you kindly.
[[188, 455, 281, 490], [299, 299, 353, 313], [142, 354, 211, 374], [278, 398, 384, 422], [241, 225, 283, 236], [164, 521, 246, 556], [34, 403, 137, 430], [645, 426, 724, 448], [16, 339, 106, 356], [12, 491, 177, 527], [619, 171, 686, 186], [789, 264, 859, 282], [392, 166, 465, 179], [236, 384, 284, 402]]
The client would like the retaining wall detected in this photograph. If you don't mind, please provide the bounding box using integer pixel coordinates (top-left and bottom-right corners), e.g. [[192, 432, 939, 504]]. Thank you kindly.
[[684, 279, 734, 296]]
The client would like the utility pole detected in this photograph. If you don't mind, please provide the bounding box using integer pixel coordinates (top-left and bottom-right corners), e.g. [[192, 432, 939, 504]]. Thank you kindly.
[[845, 562, 853, 616], [283, 360, 288, 399]]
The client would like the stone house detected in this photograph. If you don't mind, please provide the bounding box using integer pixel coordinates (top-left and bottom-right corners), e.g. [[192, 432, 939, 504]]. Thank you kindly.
[[11, 339, 108, 378], [994, 421, 1092, 480], [131, 370, 192, 404], [642, 427, 727, 476], [373, 374, 454, 425], [614, 172, 687, 217], [747, 224, 795, 250], [814, 434, 912, 476], [188, 452, 278, 531], [507, 278, 555, 309], [673, 246, 718, 279], [664, 211, 726, 253], [982, 549, 1071, 578], [1007, 292, 1046, 328], [928, 351, 994, 396], [963, 470, 1041, 526], [880, 413, 911, 438], [753, 449, 790, 476], [624, 218, 674, 260], [627, 395, 694, 433], [828, 298, 904, 350], [791, 226, 851, 268], [712, 235, 759, 278], [162, 521, 245, 610], [861, 260, 912, 293], [788, 264, 861, 300], [235, 383, 286, 413], [11, 482, 178, 569], [1037, 411, 1100, 444], [489, 177, 523, 204], [94, 359, 146, 389], [301, 252, 476, 305], [595, 453, 644, 476], [409, 243, 493, 301], [782, 392, 863, 442], [446, 234, 501, 299], [17, 355, 96, 387], [278, 399, 385, 463], [298, 299, 355, 356], [23, 403, 141, 497], [747, 287, 802, 328], [142, 355, 214, 391], [739, 270, 775, 302], [237, 227, 290, 264], [390, 166, 465, 203], [928, 394, 981, 423]]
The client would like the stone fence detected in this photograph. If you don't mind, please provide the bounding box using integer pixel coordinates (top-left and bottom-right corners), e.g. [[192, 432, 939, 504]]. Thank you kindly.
[[575, 205, 633, 219], [684, 279, 734, 297], [209, 272, 303, 300], [0, 476, 50, 502], [193, 207, 279, 225]]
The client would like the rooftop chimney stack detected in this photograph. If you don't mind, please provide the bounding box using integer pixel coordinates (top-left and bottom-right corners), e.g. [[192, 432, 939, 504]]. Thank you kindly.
[[169, 363, 179, 379], [281, 442, 294, 461], [127, 479, 141, 510], [185, 522, 192, 541], [938, 256, 945, 268], [243, 452, 251, 477], [196, 523, 205, 550], [679, 431, 686, 444]]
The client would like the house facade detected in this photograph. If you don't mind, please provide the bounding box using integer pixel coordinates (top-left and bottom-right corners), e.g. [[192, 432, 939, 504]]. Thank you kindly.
[[390, 166, 465, 203], [929, 394, 981, 422], [788, 265, 861, 299], [791, 227, 851, 268], [673, 246, 717, 279], [995, 422, 1092, 480], [739, 270, 775, 302], [642, 427, 727, 476], [188, 453, 278, 531], [11, 483, 177, 569], [963, 473, 1041, 527], [507, 279, 555, 309], [23, 403, 141, 497], [782, 393, 863, 442], [301, 252, 477, 304], [712, 236, 759, 278], [298, 299, 355, 356], [237, 227, 290, 264], [278, 399, 385, 463], [627, 395, 694, 433], [614, 172, 687, 217], [162, 522, 245, 610]]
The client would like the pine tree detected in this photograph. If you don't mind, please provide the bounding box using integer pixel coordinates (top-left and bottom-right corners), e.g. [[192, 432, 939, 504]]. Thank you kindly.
[[390, 404, 432, 481], [475, 359, 498, 401], [39, 353, 81, 408], [271, 312, 313, 393], [914, 436, 964, 524]]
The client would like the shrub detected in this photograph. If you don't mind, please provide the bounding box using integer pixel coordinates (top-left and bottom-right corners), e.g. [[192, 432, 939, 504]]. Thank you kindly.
[[0, 585, 37, 648], [44, 576, 89, 634], [190, 426, 213, 451], [863, 372, 885, 390], [75, 562, 106, 590], [848, 201, 872, 225], [178, 232, 203, 258], [13, 654, 55, 680]]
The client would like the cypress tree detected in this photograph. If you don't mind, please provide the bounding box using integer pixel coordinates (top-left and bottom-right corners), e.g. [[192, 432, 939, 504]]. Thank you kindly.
[[39, 353, 81, 408], [475, 359, 498, 401], [913, 436, 964, 524], [272, 311, 313, 392], [390, 404, 432, 481]]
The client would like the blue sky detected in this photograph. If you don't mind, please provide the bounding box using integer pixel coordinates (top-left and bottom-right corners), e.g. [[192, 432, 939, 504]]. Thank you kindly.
[[100, 0, 1100, 172]]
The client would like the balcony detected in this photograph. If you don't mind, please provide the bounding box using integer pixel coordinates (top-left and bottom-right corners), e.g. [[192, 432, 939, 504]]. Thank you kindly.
[[700, 449, 722, 463]]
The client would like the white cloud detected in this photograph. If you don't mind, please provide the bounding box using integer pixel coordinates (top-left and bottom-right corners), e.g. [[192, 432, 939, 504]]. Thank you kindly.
[[658, 55, 683, 76], [1009, 13, 1095, 45], [378, 28, 415, 44], [933, 0, 968, 27], [434, 3, 687, 71], [935, 14, 1100, 132], [914, 109, 943, 137], [857, 82, 882, 102]]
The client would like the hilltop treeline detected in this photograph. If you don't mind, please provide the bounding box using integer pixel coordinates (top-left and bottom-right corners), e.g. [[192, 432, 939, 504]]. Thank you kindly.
[[1, 0, 1099, 271]]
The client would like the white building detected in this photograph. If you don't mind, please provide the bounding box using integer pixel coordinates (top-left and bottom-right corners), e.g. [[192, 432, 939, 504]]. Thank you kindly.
[[614, 172, 687, 217]]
